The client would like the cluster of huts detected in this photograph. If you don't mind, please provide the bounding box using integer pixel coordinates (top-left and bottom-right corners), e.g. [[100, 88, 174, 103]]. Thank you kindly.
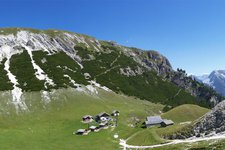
[[144, 116, 174, 128], [75, 110, 119, 135]]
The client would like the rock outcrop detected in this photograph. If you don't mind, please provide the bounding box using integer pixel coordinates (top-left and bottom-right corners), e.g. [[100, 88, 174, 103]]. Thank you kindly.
[[193, 100, 225, 136]]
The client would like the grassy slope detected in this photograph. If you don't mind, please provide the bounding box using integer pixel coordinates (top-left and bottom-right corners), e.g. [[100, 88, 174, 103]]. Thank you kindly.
[[0, 89, 164, 150], [0, 89, 218, 150], [161, 104, 209, 123], [127, 105, 210, 147]]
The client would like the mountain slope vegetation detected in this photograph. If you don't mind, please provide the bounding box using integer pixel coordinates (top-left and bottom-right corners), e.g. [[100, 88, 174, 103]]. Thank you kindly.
[[0, 28, 223, 111]]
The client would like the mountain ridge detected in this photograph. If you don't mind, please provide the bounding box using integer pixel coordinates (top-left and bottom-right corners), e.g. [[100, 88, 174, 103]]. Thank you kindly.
[[0, 28, 223, 112]]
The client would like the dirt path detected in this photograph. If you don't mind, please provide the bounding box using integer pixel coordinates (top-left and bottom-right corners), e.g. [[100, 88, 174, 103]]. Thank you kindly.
[[173, 89, 182, 98], [120, 133, 225, 149], [95, 65, 120, 78], [110, 51, 122, 67], [95, 51, 122, 78]]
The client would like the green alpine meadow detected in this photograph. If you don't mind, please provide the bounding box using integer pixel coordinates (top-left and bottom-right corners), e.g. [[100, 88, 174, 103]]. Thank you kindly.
[[0, 27, 225, 150]]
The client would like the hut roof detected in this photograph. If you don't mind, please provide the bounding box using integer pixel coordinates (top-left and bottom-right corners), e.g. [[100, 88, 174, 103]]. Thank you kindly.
[[99, 122, 107, 126], [77, 129, 85, 133], [112, 110, 119, 114], [82, 115, 93, 119], [97, 112, 110, 117], [146, 116, 163, 125], [89, 126, 97, 130], [162, 119, 174, 125]]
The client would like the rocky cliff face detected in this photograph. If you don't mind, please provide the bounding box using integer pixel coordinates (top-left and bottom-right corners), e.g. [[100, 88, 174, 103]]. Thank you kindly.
[[142, 50, 173, 75], [113, 46, 173, 76]]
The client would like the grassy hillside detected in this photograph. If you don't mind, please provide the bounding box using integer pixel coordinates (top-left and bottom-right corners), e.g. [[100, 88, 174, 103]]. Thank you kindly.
[[0, 89, 164, 150], [127, 104, 210, 147], [161, 104, 209, 123], [0, 89, 219, 150]]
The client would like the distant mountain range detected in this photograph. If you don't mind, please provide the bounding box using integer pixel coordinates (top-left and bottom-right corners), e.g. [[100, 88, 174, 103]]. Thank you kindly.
[[195, 70, 225, 96]]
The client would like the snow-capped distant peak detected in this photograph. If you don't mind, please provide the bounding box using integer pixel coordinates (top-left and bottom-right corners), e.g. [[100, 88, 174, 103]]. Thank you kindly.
[[195, 74, 209, 82], [195, 70, 225, 96], [210, 70, 225, 79]]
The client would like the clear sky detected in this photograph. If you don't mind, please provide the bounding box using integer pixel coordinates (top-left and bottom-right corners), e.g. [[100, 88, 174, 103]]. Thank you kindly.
[[1, 0, 225, 75]]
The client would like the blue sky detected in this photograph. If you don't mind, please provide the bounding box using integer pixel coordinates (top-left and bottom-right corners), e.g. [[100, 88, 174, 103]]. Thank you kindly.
[[1, 0, 225, 75]]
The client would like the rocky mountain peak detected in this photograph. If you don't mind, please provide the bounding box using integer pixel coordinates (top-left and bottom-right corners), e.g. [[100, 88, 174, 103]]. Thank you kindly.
[[209, 70, 225, 80], [195, 70, 225, 96], [141, 50, 173, 75]]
